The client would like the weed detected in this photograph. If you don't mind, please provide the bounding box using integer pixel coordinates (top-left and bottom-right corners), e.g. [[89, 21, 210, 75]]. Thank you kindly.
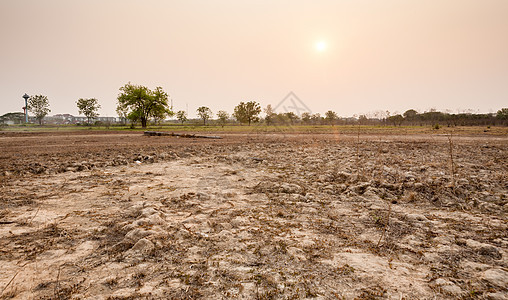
[[447, 133, 455, 189], [376, 201, 392, 247]]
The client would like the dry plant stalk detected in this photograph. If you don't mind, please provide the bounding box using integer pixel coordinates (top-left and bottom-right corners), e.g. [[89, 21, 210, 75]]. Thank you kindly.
[[54, 265, 62, 299], [1, 262, 29, 296], [376, 201, 392, 247], [447, 132, 455, 188], [356, 123, 362, 176], [28, 205, 41, 226]]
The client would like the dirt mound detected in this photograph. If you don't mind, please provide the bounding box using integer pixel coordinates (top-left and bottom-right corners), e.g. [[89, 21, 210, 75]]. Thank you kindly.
[[0, 132, 506, 299]]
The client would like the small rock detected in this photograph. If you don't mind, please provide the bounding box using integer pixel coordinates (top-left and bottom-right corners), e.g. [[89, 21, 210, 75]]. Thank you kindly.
[[231, 216, 249, 227], [217, 230, 233, 239], [482, 268, 508, 288], [148, 214, 165, 225], [406, 213, 428, 222], [279, 183, 302, 194], [196, 192, 211, 200], [141, 207, 157, 217], [434, 278, 463, 296], [287, 247, 306, 261], [292, 193, 307, 202], [304, 193, 315, 201], [441, 284, 463, 296], [124, 228, 155, 243], [484, 292, 508, 300], [130, 238, 154, 253], [403, 172, 416, 181], [465, 239, 502, 259], [350, 182, 370, 194]]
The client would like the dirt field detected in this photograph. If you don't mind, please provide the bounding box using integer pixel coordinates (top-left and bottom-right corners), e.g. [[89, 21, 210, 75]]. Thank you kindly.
[[0, 130, 507, 299]]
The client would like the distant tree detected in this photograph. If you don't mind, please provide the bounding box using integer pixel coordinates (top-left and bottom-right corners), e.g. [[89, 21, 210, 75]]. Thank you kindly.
[[116, 83, 172, 128], [496, 108, 508, 120], [403, 109, 418, 119], [358, 114, 368, 125], [76, 98, 101, 125], [149, 87, 173, 124], [264, 104, 275, 125], [301, 112, 311, 124], [176, 110, 188, 124], [284, 112, 299, 125], [197, 106, 212, 125], [310, 113, 322, 125], [234, 101, 261, 125], [275, 113, 289, 124], [216, 110, 229, 128], [387, 114, 404, 126], [325, 110, 338, 125], [27, 95, 51, 125], [403, 109, 419, 125]]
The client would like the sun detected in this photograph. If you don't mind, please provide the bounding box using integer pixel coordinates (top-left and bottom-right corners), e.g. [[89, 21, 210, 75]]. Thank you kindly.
[[315, 41, 327, 52]]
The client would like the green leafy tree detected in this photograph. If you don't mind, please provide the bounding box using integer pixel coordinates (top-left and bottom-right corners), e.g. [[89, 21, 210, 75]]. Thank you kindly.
[[301, 112, 311, 124], [403, 109, 419, 125], [116, 83, 172, 128], [275, 113, 288, 124], [496, 108, 508, 120], [27, 95, 51, 125], [311, 113, 322, 125], [76, 98, 101, 125], [387, 114, 404, 126], [403, 109, 418, 119], [216, 110, 229, 128], [176, 110, 188, 124], [325, 110, 338, 125], [150, 87, 173, 124], [284, 112, 299, 124], [233, 101, 261, 125], [197, 106, 212, 125]]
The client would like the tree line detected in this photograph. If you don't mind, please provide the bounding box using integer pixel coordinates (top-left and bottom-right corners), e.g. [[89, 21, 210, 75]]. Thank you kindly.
[[13, 83, 508, 127]]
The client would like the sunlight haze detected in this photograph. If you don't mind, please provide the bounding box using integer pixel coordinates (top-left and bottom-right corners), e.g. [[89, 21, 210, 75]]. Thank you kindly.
[[1, 0, 507, 118]]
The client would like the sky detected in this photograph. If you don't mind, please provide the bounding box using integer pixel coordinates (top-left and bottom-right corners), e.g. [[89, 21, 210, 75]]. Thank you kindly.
[[1, 0, 507, 118]]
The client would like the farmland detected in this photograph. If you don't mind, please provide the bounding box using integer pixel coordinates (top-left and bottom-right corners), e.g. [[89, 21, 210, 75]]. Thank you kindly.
[[0, 127, 507, 299]]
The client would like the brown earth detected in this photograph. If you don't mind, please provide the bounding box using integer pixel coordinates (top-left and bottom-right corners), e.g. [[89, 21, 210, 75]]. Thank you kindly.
[[0, 130, 507, 299]]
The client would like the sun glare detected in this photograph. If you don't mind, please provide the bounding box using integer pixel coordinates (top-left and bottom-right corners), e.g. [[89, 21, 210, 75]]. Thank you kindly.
[[316, 41, 327, 52]]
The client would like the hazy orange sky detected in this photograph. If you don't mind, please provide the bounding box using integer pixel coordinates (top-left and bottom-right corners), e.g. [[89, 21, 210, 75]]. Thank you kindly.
[[1, 0, 507, 118]]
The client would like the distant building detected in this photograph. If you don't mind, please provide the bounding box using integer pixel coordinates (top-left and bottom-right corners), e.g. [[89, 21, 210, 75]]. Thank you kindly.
[[96, 116, 117, 123], [0, 112, 119, 125], [72, 116, 88, 124], [44, 114, 118, 124], [52, 114, 75, 124], [0, 112, 25, 124]]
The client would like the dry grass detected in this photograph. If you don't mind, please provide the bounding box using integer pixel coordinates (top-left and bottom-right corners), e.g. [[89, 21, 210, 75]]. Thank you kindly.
[[0, 132, 506, 299]]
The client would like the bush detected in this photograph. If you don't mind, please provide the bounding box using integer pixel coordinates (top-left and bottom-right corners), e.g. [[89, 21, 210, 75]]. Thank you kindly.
[[433, 124, 440, 130]]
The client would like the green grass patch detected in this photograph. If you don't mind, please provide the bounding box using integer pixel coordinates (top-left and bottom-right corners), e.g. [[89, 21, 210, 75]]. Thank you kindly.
[[1, 123, 506, 136]]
